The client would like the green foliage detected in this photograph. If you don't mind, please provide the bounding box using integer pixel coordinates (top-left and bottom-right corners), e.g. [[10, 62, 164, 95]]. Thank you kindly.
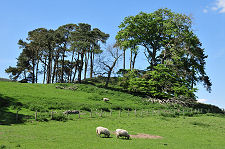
[[116, 8, 212, 93], [119, 64, 196, 99], [51, 113, 68, 122]]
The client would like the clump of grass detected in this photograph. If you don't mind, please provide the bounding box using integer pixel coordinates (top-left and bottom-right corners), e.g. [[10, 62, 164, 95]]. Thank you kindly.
[[0, 145, 6, 149], [160, 112, 177, 117], [191, 121, 210, 127]]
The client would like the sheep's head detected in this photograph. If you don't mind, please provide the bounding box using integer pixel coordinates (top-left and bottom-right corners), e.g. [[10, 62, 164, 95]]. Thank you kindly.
[[127, 135, 130, 139]]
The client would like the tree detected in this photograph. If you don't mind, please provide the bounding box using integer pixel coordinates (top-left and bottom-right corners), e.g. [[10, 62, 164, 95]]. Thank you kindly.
[[55, 24, 77, 83], [116, 8, 211, 92], [26, 28, 48, 83], [89, 28, 109, 78], [97, 44, 122, 87], [5, 49, 32, 82], [71, 23, 92, 83]]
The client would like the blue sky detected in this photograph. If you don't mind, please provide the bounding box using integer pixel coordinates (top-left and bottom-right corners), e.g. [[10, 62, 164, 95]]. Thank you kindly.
[[0, 0, 225, 109]]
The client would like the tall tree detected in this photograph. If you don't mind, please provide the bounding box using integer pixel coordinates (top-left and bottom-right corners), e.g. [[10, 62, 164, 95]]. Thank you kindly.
[[116, 8, 211, 92], [56, 24, 77, 83], [97, 44, 122, 87], [71, 23, 92, 83], [89, 28, 109, 78]]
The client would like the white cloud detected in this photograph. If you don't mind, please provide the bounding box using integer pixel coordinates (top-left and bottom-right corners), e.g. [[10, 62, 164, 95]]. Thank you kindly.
[[197, 99, 208, 103], [203, 9, 208, 13], [213, 0, 225, 13]]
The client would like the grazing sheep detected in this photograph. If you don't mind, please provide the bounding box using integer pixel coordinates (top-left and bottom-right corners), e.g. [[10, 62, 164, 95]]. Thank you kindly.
[[116, 129, 130, 139], [103, 98, 110, 102], [96, 127, 110, 138], [63, 110, 79, 114]]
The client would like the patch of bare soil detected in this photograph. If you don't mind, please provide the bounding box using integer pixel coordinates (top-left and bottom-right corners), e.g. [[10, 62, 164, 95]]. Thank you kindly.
[[130, 133, 163, 139], [111, 131, 162, 139]]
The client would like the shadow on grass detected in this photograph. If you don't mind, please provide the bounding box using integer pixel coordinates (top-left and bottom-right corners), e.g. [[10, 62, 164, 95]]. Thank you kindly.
[[0, 93, 26, 125], [97, 136, 113, 139]]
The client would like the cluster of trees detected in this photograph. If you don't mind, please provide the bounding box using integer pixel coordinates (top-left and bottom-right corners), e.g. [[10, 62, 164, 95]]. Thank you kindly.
[[116, 8, 211, 98], [6, 8, 211, 99], [6, 23, 109, 83]]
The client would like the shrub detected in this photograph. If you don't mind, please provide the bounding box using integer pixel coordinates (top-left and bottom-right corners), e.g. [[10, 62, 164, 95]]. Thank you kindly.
[[52, 114, 68, 122], [100, 107, 110, 112], [80, 106, 91, 112]]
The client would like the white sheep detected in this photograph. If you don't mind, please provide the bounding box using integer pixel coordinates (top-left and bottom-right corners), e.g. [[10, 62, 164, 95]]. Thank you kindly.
[[103, 98, 110, 102], [96, 126, 110, 138], [116, 129, 130, 139]]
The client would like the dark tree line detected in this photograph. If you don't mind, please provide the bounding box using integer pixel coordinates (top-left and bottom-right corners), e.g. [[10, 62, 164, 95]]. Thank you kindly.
[[6, 23, 109, 84]]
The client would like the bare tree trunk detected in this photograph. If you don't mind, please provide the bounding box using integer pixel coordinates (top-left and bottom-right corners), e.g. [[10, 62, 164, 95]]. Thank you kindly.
[[105, 56, 120, 88], [105, 68, 112, 88], [90, 51, 93, 78], [123, 49, 126, 70], [32, 58, 35, 83], [60, 49, 65, 83], [52, 55, 59, 83], [72, 54, 79, 82], [69, 50, 75, 82], [78, 52, 84, 83], [132, 52, 137, 70], [84, 52, 88, 80], [150, 44, 157, 71], [130, 50, 133, 70], [56, 60, 59, 83], [35, 57, 39, 83], [43, 57, 47, 84], [46, 48, 53, 84]]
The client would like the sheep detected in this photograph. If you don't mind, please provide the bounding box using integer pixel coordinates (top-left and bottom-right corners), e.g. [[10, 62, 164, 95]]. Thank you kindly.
[[103, 98, 110, 102], [116, 129, 130, 139], [63, 110, 79, 114], [96, 126, 110, 138]]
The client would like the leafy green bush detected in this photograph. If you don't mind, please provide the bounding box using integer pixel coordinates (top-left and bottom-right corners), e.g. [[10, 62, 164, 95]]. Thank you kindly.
[[80, 106, 91, 112], [36, 112, 49, 122], [51, 113, 68, 122], [118, 65, 196, 99]]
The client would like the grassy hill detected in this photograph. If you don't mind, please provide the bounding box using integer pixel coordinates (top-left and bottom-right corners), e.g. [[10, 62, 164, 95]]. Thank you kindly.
[[0, 81, 162, 111], [0, 81, 225, 149], [0, 81, 223, 123], [0, 78, 12, 82]]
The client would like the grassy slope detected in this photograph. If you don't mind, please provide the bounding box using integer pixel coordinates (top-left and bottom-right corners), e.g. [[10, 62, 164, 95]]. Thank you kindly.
[[0, 81, 165, 111], [0, 81, 225, 149]]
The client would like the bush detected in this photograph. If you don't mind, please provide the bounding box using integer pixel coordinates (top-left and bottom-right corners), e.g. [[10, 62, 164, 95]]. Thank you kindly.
[[160, 112, 177, 118], [52, 113, 68, 122], [36, 112, 50, 122], [80, 106, 91, 112], [119, 65, 196, 99], [100, 107, 110, 112]]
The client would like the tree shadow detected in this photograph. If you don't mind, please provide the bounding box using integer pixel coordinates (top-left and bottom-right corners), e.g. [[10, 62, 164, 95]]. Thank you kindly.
[[0, 93, 26, 125]]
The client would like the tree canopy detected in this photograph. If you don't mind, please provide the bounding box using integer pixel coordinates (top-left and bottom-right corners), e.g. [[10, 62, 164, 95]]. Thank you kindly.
[[116, 8, 211, 94]]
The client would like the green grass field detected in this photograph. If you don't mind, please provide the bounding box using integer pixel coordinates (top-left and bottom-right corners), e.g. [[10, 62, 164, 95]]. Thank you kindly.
[[0, 81, 225, 149], [0, 115, 225, 149]]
